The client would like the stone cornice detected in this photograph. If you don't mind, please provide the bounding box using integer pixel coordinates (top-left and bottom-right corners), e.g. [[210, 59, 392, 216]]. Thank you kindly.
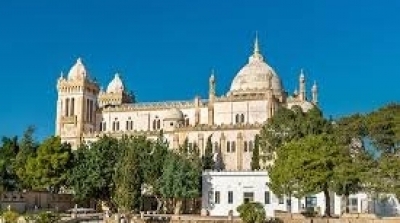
[[57, 78, 99, 93], [98, 94, 278, 113], [81, 123, 264, 138]]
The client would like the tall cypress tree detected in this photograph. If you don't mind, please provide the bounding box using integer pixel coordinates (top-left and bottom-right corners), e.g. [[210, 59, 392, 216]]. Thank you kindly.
[[202, 135, 215, 170], [113, 137, 143, 213], [251, 134, 260, 170]]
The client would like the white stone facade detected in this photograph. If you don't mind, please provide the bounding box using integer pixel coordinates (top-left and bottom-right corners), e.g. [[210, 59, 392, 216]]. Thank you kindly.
[[202, 170, 400, 217], [55, 37, 318, 170]]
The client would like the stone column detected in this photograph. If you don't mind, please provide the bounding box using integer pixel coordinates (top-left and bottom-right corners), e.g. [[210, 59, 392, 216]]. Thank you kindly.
[[220, 133, 226, 161], [173, 134, 179, 150], [237, 132, 243, 170], [198, 133, 204, 156], [194, 96, 201, 126]]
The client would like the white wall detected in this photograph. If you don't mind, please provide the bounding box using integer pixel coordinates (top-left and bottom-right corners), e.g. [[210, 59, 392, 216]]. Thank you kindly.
[[201, 171, 400, 217]]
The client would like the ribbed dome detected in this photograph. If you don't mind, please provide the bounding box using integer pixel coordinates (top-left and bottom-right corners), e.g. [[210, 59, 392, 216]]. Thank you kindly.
[[228, 37, 283, 97], [68, 58, 87, 80], [106, 73, 125, 93], [163, 108, 184, 121]]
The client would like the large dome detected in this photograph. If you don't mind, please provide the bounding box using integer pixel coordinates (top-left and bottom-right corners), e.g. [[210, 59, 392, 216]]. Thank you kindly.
[[228, 37, 283, 97], [68, 58, 87, 80], [107, 73, 125, 93]]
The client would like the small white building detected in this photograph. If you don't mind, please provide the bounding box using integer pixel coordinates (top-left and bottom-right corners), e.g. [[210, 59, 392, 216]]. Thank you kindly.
[[201, 170, 400, 217]]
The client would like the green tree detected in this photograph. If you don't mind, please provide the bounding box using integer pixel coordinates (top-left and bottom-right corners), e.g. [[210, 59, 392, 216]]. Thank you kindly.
[[159, 152, 201, 214], [0, 136, 19, 191], [67, 136, 120, 208], [25, 136, 72, 192], [375, 155, 400, 197], [260, 106, 331, 158], [141, 133, 170, 212], [251, 134, 260, 170], [270, 134, 348, 217], [236, 202, 266, 223], [113, 136, 144, 214], [202, 135, 214, 170], [15, 126, 37, 189], [331, 114, 374, 213], [366, 103, 400, 155]]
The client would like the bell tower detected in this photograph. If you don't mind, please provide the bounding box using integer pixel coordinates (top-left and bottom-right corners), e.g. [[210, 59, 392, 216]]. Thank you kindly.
[[56, 58, 100, 149]]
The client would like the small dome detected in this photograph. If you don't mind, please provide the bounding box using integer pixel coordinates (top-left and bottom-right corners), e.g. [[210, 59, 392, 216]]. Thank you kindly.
[[289, 101, 314, 112], [163, 108, 184, 121], [106, 73, 125, 93], [68, 58, 87, 80], [228, 37, 283, 97]]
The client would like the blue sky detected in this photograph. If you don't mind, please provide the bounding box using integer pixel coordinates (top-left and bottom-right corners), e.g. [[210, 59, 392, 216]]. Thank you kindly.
[[0, 0, 399, 140]]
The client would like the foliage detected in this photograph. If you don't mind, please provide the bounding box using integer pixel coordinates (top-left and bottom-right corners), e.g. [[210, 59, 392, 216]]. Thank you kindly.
[[25, 136, 72, 192], [374, 155, 400, 197], [0, 136, 19, 191], [140, 133, 169, 211], [202, 135, 215, 170], [113, 136, 144, 213], [25, 211, 60, 223], [159, 152, 201, 214], [260, 106, 331, 158], [2, 210, 19, 223], [251, 134, 260, 170], [236, 202, 266, 223], [67, 136, 120, 207], [14, 126, 37, 189], [270, 134, 350, 216], [366, 103, 400, 154]]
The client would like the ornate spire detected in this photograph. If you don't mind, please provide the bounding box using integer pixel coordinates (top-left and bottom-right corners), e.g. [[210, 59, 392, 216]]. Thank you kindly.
[[300, 68, 305, 79], [312, 80, 317, 91], [254, 31, 260, 55], [210, 69, 215, 81], [250, 31, 264, 62], [312, 81, 318, 104], [209, 69, 216, 97]]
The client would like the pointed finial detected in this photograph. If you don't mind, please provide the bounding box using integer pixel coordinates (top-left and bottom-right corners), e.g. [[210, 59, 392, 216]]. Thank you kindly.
[[254, 31, 260, 55], [60, 71, 64, 78], [77, 57, 82, 64], [300, 68, 305, 78], [312, 80, 318, 91]]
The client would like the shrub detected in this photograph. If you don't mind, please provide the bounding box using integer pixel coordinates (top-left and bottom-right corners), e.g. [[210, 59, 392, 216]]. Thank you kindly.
[[2, 210, 19, 223], [237, 202, 266, 223], [24, 211, 61, 223]]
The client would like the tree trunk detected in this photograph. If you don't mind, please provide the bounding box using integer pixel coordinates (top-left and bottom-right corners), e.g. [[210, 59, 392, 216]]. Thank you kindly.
[[155, 196, 163, 213], [323, 187, 331, 217], [174, 199, 183, 215], [345, 193, 350, 213]]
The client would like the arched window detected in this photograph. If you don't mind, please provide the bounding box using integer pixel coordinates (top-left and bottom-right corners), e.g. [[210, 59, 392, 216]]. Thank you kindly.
[[152, 120, 157, 130], [231, 141, 236, 152], [240, 114, 245, 123], [185, 118, 190, 127], [157, 119, 161, 129], [65, 98, 70, 116], [235, 114, 240, 124], [70, 98, 75, 116], [102, 122, 107, 131], [244, 141, 248, 152], [227, 141, 231, 153], [249, 141, 254, 152]]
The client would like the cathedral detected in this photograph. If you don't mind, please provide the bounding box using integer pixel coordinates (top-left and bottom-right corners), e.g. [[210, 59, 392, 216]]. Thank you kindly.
[[55, 37, 318, 170]]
